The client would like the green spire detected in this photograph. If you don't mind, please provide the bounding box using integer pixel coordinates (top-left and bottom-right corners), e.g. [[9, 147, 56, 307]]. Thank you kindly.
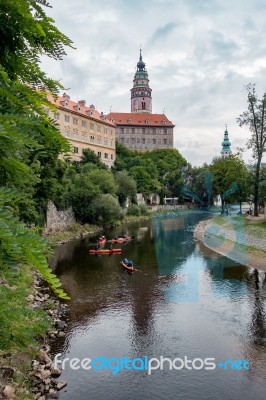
[[221, 125, 232, 157]]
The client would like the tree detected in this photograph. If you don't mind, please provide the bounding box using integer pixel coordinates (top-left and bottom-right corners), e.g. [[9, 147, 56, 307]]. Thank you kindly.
[[115, 171, 137, 207], [0, 0, 73, 298], [237, 84, 266, 216], [210, 155, 249, 212], [80, 148, 107, 169], [0, 0, 73, 89], [90, 194, 123, 225]]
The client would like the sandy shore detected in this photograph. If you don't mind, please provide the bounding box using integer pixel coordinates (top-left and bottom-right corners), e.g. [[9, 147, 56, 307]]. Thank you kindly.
[[194, 217, 266, 272]]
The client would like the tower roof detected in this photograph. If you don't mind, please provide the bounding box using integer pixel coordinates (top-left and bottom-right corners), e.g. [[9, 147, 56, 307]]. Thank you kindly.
[[137, 49, 146, 71], [221, 125, 232, 156]]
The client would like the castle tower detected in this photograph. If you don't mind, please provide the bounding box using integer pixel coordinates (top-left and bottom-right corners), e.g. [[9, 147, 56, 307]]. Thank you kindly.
[[221, 125, 232, 157], [130, 50, 152, 113]]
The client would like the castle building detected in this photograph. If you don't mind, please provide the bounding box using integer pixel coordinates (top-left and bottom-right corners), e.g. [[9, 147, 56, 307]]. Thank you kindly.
[[220, 126, 232, 158], [47, 93, 116, 167], [107, 50, 174, 150]]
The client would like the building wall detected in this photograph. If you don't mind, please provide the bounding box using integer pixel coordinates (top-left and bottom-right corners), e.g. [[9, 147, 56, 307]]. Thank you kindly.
[[116, 124, 173, 150], [47, 95, 116, 168]]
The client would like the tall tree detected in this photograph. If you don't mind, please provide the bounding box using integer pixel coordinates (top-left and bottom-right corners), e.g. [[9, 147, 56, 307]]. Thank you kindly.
[[0, 0, 73, 298], [237, 84, 266, 216]]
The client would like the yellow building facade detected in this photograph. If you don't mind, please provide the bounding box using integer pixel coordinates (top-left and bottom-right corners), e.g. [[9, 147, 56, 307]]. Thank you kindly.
[[47, 93, 116, 167]]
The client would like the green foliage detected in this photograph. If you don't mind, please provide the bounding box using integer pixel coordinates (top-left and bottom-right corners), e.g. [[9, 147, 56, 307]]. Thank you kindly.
[[237, 84, 266, 215], [90, 194, 123, 225], [127, 204, 141, 216], [80, 148, 107, 169], [210, 155, 249, 204], [115, 170, 137, 206], [0, 0, 74, 89], [68, 175, 100, 223], [114, 143, 187, 198], [0, 187, 70, 299], [0, 264, 50, 351]]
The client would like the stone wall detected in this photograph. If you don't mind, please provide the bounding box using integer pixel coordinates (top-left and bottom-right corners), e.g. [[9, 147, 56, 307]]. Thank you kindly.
[[44, 201, 76, 234]]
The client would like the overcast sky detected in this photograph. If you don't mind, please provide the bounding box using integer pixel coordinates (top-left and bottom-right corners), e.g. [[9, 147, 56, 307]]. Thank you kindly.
[[42, 0, 266, 166]]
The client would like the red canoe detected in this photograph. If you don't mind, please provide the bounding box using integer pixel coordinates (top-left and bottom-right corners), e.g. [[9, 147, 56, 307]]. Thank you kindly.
[[121, 260, 135, 272], [89, 249, 122, 255]]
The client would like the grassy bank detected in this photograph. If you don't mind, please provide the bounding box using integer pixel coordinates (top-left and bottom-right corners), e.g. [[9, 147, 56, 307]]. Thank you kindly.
[[0, 264, 52, 399], [45, 222, 103, 246]]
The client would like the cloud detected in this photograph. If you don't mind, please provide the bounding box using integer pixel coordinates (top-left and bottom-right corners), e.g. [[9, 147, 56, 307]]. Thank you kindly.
[[149, 22, 180, 44]]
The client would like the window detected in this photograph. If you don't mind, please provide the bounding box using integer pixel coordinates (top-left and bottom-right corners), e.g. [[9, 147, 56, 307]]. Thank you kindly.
[[142, 138, 145, 144], [145, 119, 149, 124], [141, 101, 146, 110], [54, 112, 60, 120], [90, 123, 94, 130], [90, 135, 95, 142], [64, 115, 70, 122], [73, 130, 78, 139], [131, 138, 136, 144], [74, 147, 79, 154], [65, 130, 70, 137], [104, 138, 108, 146], [111, 140, 113, 147], [104, 128, 107, 133], [98, 151, 101, 157], [73, 117, 78, 125], [97, 125, 101, 132], [142, 128, 145, 134], [111, 154, 113, 160], [132, 128, 135, 134], [153, 138, 156, 144], [163, 139, 167, 145], [82, 134, 87, 141], [120, 128, 124, 134], [126, 138, 130, 143], [163, 128, 167, 134], [97, 136, 101, 144], [104, 153, 108, 159], [82, 120, 87, 127]]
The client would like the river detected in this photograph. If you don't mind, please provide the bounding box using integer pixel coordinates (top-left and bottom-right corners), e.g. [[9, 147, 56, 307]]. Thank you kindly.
[[50, 211, 266, 400]]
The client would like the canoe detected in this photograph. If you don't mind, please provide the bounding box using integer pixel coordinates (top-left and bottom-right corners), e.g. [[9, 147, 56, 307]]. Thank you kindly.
[[121, 260, 135, 272], [89, 249, 122, 254], [111, 237, 131, 243]]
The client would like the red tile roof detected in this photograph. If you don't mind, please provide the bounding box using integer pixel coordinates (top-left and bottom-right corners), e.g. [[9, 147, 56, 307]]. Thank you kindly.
[[106, 112, 174, 127], [47, 93, 116, 127]]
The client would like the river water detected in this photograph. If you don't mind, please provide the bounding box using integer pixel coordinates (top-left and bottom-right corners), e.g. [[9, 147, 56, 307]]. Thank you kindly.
[[50, 212, 266, 400]]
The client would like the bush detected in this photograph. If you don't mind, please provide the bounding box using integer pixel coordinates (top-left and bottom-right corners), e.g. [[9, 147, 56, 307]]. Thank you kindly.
[[90, 194, 123, 225], [127, 204, 141, 216], [139, 204, 149, 215]]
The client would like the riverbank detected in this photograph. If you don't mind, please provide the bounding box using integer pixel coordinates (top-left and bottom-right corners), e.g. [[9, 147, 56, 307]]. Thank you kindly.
[[0, 265, 69, 400], [194, 215, 266, 272], [44, 216, 151, 247]]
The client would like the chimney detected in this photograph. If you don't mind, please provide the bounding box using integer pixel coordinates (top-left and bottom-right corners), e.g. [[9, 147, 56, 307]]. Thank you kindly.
[[62, 92, 70, 100]]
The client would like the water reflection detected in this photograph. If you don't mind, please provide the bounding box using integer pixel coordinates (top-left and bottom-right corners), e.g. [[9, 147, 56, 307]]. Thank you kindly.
[[50, 213, 266, 400]]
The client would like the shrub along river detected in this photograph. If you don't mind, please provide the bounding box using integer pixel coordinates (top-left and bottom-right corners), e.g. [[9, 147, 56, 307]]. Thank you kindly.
[[49, 211, 266, 400]]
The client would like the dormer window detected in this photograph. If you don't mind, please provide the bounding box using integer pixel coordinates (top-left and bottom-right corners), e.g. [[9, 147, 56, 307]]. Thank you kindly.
[[145, 119, 149, 124], [128, 118, 132, 123], [162, 120, 166, 124]]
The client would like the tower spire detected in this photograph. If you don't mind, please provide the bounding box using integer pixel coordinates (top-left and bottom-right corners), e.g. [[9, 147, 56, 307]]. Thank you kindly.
[[221, 125, 232, 157], [131, 50, 152, 113]]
